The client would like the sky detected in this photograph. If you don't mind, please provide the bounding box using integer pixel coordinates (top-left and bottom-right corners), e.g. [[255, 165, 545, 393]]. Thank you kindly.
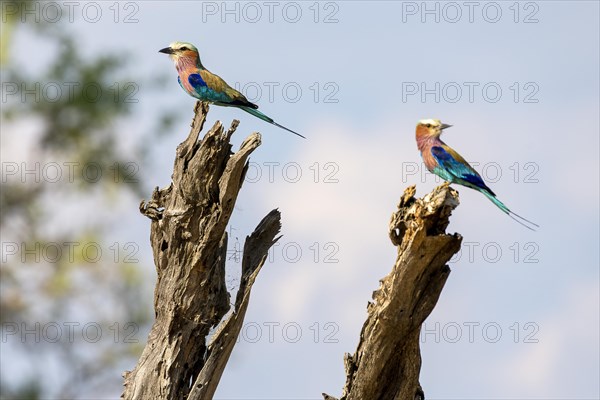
[[2, 1, 599, 399]]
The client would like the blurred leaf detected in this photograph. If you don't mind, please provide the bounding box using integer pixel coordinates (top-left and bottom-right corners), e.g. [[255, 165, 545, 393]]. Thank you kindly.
[[0, 7, 172, 398]]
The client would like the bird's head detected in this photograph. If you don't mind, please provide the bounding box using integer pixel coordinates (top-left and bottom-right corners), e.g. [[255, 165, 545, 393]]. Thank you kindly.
[[416, 119, 452, 139], [159, 42, 200, 66]]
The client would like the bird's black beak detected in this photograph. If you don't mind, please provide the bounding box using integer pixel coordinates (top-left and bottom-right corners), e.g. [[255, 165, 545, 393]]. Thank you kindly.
[[441, 123, 452, 130], [159, 47, 174, 54]]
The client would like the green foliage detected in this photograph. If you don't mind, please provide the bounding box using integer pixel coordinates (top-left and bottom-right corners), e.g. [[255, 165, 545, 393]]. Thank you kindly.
[[0, 2, 174, 397]]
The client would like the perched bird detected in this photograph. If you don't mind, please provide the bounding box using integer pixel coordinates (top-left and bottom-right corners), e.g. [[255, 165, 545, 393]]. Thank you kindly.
[[416, 119, 538, 230], [159, 41, 304, 138]]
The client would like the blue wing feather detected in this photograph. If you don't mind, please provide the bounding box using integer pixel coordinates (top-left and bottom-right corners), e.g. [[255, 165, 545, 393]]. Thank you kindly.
[[188, 73, 207, 88], [187, 73, 239, 104], [431, 146, 494, 194]]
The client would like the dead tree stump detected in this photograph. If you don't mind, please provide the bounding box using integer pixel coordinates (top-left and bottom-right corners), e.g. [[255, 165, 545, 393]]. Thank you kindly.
[[324, 184, 462, 400], [122, 102, 281, 400]]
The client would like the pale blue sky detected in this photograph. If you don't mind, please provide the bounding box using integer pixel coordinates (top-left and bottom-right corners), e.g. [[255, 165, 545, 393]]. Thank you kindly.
[[2, 1, 599, 399]]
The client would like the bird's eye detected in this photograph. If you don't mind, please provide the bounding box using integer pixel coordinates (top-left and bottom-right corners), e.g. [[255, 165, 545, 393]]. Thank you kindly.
[[425, 123, 431, 128], [180, 47, 188, 51]]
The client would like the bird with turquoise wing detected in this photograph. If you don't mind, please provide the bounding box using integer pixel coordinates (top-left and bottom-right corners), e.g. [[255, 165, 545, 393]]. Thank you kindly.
[[416, 119, 538, 230], [159, 41, 304, 138]]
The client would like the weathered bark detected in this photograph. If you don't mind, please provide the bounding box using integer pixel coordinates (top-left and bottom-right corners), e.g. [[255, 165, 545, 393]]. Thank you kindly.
[[122, 102, 281, 400], [324, 184, 462, 400]]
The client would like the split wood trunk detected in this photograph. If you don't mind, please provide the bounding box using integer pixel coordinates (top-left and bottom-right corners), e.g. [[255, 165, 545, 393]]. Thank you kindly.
[[122, 102, 281, 400]]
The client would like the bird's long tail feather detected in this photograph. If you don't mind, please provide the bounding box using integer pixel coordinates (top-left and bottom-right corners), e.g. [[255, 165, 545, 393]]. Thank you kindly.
[[240, 107, 305, 139], [481, 190, 539, 231]]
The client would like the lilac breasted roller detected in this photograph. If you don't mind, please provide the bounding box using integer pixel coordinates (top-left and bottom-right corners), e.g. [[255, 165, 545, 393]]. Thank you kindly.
[[416, 119, 538, 230], [159, 41, 304, 138]]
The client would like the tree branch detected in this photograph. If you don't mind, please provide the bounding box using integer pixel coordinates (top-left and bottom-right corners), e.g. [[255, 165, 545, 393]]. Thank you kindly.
[[188, 209, 281, 399], [325, 184, 462, 400], [123, 102, 281, 400]]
